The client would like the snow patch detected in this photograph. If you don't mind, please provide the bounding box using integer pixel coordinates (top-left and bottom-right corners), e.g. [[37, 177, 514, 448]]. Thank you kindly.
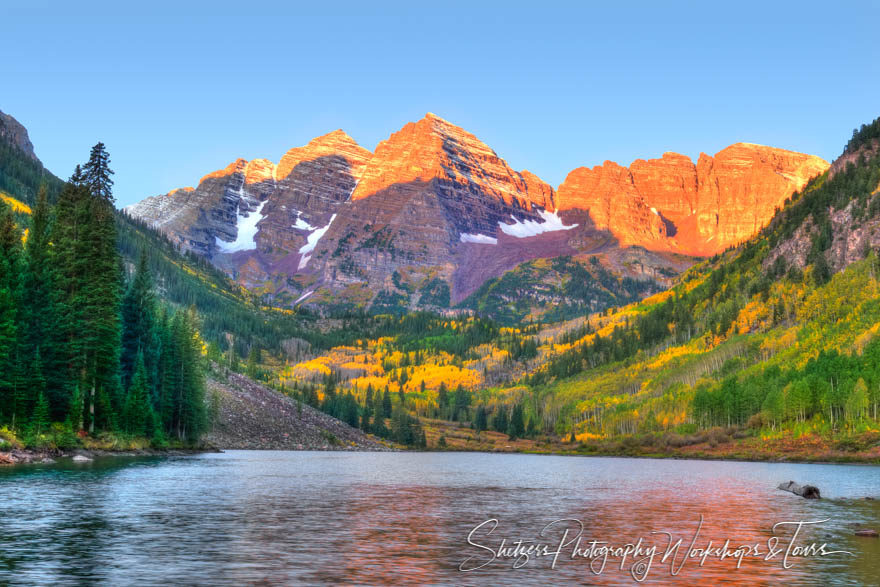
[[460, 232, 498, 245], [297, 214, 337, 269], [294, 290, 314, 305], [292, 212, 315, 231], [498, 209, 578, 238], [215, 200, 267, 253]]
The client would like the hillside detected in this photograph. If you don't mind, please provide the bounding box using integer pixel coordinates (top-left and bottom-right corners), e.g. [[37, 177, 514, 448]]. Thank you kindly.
[[204, 369, 389, 451]]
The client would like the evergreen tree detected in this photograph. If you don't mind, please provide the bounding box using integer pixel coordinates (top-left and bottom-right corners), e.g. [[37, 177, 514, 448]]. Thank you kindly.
[[472, 405, 488, 433], [437, 382, 448, 415], [0, 200, 22, 425], [31, 389, 50, 437], [121, 249, 157, 392], [81, 142, 115, 203], [246, 345, 261, 379], [21, 186, 66, 418], [507, 403, 525, 440], [452, 384, 470, 421], [382, 388, 392, 419], [492, 406, 509, 433], [53, 162, 122, 433], [343, 393, 359, 428], [67, 383, 84, 433], [123, 352, 154, 437], [0, 273, 15, 422]]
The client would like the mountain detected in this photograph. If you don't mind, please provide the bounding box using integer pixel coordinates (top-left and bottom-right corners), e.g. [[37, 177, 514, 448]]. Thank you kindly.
[[270, 115, 880, 459], [126, 114, 827, 317], [0, 110, 60, 205], [556, 144, 828, 255], [0, 109, 38, 163]]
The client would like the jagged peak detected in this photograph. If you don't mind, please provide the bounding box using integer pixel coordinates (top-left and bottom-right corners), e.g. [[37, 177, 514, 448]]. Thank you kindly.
[[423, 111, 451, 124], [276, 129, 371, 180], [199, 158, 248, 184], [304, 128, 360, 148]]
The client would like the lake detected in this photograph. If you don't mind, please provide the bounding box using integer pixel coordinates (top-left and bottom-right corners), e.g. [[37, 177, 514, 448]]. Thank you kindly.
[[1, 451, 879, 585]]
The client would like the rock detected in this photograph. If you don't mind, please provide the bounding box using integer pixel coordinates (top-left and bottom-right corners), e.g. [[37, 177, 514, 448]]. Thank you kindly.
[[855, 529, 879, 537], [557, 144, 828, 256], [72, 455, 93, 463], [125, 131, 371, 273], [556, 160, 667, 247], [777, 480, 821, 499], [0, 109, 39, 163], [40, 458, 56, 464], [203, 370, 391, 452]]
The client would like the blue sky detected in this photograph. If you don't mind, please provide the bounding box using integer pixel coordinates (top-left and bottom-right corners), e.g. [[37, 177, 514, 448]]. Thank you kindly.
[[2, 0, 879, 207]]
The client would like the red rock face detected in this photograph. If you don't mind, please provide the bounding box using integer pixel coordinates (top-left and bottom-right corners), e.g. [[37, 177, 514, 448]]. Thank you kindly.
[[556, 161, 667, 247], [557, 143, 828, 255]]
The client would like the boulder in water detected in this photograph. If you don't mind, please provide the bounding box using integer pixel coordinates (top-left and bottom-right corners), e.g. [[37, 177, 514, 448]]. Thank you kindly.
[[777, 480, 821, 499]]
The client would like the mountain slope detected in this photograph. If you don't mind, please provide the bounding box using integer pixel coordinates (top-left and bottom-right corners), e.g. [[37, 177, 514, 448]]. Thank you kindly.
[[204, 370, 388, 450]]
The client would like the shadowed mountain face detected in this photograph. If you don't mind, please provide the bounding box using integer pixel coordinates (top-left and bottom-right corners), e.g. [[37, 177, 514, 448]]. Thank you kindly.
[[0, 109, 38, 163], [125, 113, 829, 315]]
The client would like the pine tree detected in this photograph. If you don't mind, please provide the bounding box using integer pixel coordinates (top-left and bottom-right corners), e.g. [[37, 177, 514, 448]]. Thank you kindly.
[[121, 249, 157, 391], [81, 142, 115, 203], [123, 352, 154, 437], [52, 164, 123, 433], [472, 405, 488, 433], [453, 384, 470, 421], [21, 185, 66, 418], [32, 389, 50, 437], [344, 393, 359, 428], [67, 383, 84, 433], [176, 307, 206, 442], [382, 388, 392, 419], [507, 403, 525, 441], [246, 345, 261, 378], [492, 406, 509, 433], [0, 200, 22, 425]]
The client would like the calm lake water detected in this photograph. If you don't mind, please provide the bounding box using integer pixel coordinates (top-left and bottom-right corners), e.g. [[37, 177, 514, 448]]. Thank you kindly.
[[1, 451, 880, 585]]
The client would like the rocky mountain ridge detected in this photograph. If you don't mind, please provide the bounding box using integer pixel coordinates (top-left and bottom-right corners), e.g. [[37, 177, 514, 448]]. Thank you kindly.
[[126, 113, 828, 315]]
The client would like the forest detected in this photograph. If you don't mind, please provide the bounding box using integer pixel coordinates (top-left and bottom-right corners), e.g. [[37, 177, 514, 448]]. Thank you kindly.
[[0, 144, 207, 448]]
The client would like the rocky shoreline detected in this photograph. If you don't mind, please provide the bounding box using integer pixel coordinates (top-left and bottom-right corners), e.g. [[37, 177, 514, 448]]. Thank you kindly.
[[0, 447, 213, 466]]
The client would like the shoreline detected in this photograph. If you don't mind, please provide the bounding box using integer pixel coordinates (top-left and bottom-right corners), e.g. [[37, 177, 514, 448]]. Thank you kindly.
[[0, 446, 218, 466], [6, 444, 880, 467]]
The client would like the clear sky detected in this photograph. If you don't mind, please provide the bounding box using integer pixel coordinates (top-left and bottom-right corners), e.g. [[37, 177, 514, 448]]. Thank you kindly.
[[2, 0, 879, 207]]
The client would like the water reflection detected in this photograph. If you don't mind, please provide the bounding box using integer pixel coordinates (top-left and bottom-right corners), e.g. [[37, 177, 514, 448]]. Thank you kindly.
[[0, 452, 878, 585]]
